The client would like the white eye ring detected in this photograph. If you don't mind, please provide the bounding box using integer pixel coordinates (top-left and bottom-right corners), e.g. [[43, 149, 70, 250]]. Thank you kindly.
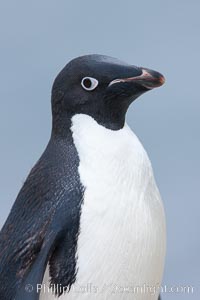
[[81, 77, 99, 91]]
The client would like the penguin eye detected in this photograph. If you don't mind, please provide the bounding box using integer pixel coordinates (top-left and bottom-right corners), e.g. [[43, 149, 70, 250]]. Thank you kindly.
[[81, 77, 99, 91]]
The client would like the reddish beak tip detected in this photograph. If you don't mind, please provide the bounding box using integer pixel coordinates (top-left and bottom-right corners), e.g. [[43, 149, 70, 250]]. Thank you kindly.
[[159, 75, 165, 86]]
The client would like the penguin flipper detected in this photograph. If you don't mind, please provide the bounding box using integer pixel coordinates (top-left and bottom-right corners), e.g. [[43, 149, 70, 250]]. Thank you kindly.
[[0, 185, 83, 300], [0, 220, 55, 300], [48, 221, 80, 297], [15, 198, 81, 299], [14, 229, 59, 300]]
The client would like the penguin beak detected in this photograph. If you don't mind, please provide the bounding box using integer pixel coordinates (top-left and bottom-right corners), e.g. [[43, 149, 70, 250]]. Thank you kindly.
[[109, 67, 165, 90]]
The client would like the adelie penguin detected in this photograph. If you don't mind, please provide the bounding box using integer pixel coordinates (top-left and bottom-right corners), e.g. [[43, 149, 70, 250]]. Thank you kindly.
[[0, 54, 166, 300]]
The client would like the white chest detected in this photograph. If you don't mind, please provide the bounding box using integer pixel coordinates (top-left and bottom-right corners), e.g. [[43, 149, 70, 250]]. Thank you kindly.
[[41, 114, 166, 300]]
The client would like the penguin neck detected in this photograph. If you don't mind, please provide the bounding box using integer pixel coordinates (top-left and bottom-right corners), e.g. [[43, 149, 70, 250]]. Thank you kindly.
[[52, 111, 128, 137], [51, 111, 73, 139], [86, 110, 126, 130], [77, 99, 128, 130]]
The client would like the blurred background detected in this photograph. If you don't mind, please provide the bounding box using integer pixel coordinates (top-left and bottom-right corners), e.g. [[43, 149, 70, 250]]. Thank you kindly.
[[0, 1, 199, 299]]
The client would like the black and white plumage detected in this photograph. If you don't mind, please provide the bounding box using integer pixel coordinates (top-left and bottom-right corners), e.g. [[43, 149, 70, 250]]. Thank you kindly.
[[0, 55, 166, 300]]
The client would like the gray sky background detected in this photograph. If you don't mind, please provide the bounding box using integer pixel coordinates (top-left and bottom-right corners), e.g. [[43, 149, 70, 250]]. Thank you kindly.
[[0, 1, 199, 299]]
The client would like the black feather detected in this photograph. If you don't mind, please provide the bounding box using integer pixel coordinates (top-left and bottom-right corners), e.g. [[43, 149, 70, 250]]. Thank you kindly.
[[0, 127, 84, 299]]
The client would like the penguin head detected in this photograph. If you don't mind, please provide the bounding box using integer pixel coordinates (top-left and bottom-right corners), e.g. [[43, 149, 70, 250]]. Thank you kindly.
[[52, 55, 165, 131]]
